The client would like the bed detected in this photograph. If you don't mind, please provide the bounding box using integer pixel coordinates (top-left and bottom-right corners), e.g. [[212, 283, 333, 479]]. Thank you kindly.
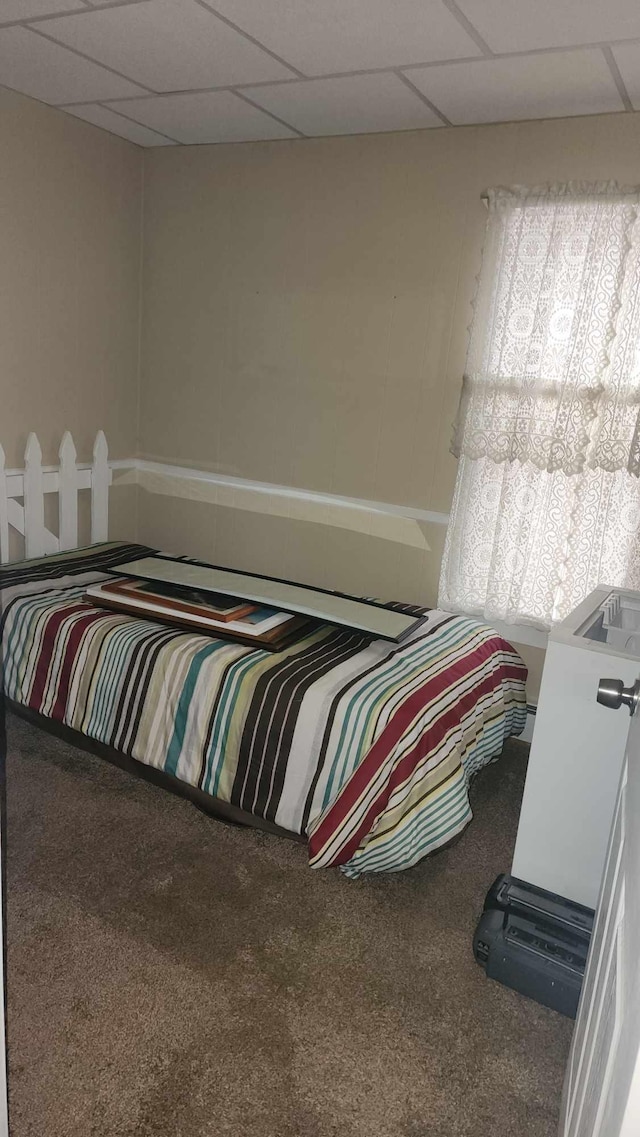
[[1, 539, 527, 877]]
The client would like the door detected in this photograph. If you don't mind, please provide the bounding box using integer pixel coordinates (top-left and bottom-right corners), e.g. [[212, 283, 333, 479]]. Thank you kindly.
[[559, 677, 640, 1137], [0, 693, 7, 1137]]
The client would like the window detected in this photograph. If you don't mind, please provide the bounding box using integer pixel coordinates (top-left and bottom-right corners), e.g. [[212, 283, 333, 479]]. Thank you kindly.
[[438, 183, 640, 630]]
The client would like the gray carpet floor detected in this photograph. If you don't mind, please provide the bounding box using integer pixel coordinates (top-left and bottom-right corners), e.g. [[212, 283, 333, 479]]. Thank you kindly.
[[5, 712, 573, 1137]]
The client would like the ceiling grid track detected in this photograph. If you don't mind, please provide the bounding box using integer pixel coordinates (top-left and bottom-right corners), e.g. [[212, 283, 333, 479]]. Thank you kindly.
[[0, 0, 637, 146]]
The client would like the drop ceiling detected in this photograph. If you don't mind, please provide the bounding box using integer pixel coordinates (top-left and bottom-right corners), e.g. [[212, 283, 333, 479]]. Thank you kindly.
[[1, 0, 640, 147]]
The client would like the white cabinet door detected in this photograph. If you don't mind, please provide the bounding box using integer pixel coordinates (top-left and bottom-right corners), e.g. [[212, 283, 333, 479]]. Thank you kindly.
[[559, 677, 640, 1137]]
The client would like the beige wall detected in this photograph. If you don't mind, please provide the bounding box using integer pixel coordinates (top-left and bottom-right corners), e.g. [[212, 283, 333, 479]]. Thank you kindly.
[[7, 94, 640, 697], [139, 111, 640, 627], [0, 86, 143, 539], [513, 644, 545, 705]]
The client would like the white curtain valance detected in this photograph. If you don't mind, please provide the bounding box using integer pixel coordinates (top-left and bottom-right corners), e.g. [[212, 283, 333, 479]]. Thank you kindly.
[[452, 182, 640, 476]]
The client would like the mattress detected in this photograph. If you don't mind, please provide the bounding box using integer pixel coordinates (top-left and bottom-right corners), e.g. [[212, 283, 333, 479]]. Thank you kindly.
[[0, 542, 527, 876]]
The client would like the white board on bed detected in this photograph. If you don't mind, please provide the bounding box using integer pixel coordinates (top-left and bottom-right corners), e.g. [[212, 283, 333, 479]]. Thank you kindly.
[[0, 431, 111, 564]]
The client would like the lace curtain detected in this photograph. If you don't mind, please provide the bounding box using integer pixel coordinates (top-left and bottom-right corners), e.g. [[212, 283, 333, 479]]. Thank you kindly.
[[439, 183, 640, 629]]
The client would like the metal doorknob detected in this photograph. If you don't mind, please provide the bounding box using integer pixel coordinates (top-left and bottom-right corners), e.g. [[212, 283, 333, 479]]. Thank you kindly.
[[597, 678, 640, 716]]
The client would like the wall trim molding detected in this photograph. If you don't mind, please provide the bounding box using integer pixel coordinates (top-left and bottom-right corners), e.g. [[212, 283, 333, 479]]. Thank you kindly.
[[110, 456, 451, 527]]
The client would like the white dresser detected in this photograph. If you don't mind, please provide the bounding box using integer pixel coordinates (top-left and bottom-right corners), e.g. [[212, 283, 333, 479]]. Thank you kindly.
[[511, 586, 640, 910]]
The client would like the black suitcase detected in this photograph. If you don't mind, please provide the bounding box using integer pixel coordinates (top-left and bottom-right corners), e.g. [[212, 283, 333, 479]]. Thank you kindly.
[[473, 874, 595, 1018]]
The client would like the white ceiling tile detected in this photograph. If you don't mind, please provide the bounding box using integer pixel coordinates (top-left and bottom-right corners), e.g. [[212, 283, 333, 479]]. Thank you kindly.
[[612, 44, 640, 111], [105, 90, 299, 144], [63, 102, 177, 145], [207, 0, 482, 75], [0, 0, 85, 23], [0, 26, 145, 103], [245, 73, 442, 136], [455, 0, 640, 54], [42, 0, 296, 92], [405, 50, 625, 125]]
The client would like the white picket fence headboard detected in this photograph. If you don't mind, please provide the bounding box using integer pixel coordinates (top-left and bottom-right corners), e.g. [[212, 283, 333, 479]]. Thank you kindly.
[[0, 431, 111, 564]]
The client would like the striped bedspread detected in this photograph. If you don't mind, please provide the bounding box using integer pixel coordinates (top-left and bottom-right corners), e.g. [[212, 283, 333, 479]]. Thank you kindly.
[[0, 543, 527, 876]]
